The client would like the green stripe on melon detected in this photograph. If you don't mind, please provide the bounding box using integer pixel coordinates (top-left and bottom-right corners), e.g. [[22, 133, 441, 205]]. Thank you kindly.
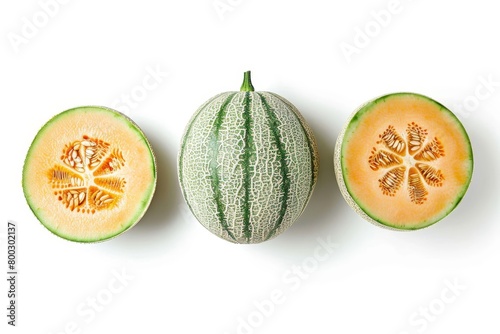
[[178, 71, 319, 244]]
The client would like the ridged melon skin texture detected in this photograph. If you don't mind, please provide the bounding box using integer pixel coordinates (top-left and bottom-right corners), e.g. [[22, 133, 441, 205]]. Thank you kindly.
[[179, 91, 319, 244], [334, 93, 473, 231], [23, 106, 157, 243]]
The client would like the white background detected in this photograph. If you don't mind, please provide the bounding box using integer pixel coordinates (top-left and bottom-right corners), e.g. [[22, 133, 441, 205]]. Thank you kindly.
[[1, 0, 499, 333]]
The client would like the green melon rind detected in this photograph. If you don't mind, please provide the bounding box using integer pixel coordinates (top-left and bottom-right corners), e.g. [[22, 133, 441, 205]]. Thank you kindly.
[[334, 92, 473, 230], [258, 93, 291, 241], [178, 91, 319, 244], [178, 92, 230, 239], [207, 92, 239, 241], [22, 106, 157, 243], [266, 92, 320, 215]]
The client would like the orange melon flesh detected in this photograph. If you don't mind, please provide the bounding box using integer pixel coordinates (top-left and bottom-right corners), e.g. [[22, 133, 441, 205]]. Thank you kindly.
[[23, 106, 156, 242], [338, 93, 473, 230]]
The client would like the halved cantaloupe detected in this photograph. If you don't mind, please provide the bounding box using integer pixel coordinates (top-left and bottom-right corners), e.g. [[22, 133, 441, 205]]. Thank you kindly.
[[334, 93, 473, 230], [23, 106, 156, 242]]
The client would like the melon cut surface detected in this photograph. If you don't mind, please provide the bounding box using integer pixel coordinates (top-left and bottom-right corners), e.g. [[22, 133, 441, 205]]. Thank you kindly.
[[334, 93, 473, 230], [23, 106, 156, 242]]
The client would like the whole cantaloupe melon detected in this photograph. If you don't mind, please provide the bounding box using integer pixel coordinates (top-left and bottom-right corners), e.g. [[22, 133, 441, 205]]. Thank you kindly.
[[178, 71, 319, 243]]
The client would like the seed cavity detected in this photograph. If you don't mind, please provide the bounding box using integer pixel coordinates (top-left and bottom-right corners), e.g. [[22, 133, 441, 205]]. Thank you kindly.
[[94, 177, 126, 193], [415, 163, 444, 187], [92, 149, 125, 176], [406, 122, 428, 153], [368, 149, 403, 171], [379, 167, 406, 196], [369, 122, 446, 204], [414, 137, 445, 161], [59, 188, 86, 211], [408, 167, 428, 205], [48, 166, 84, 189], [377, 125, 406, 155], [89, 186, 117, 209], [48, 135, 126, 214]]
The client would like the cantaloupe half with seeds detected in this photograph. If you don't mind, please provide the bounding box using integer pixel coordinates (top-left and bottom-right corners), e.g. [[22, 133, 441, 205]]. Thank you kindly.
[[334, 93, 473, 230], [23, 106, 156, 242]]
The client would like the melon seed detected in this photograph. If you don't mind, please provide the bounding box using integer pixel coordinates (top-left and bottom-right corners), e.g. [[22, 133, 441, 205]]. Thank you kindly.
[[78, 192, 86, 204]]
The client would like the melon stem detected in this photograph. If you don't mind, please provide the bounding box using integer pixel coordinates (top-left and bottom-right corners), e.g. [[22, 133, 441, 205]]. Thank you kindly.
[[240, 71, 255, 92]]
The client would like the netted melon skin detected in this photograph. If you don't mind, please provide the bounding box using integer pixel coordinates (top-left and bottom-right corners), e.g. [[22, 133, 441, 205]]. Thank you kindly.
[[178, 91, 319, 244]]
